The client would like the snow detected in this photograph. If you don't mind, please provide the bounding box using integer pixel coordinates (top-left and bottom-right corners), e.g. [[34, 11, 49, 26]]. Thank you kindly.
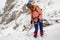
[[0, 23, 60, 40], [0, 13, 60, 40], [0, 0, 60, 40], [44, 23, 60, 40], [0, 0, 6, 10]]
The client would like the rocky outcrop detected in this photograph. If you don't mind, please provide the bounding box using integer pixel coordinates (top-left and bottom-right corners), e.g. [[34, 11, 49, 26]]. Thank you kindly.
[[2, 0, 29, 24], [4, 0, 15, 13]]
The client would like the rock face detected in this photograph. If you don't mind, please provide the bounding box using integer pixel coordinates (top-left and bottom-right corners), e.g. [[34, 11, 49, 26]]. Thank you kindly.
[[0, 0, 16, 24], [4, 0, 15, 13], [2, 0, 15, 24], [0, 0, 36, 24], [1, 0, 29, 24]]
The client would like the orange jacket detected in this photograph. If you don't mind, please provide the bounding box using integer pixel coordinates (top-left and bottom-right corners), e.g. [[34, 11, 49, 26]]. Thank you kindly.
[[30, 5, 43, 23]]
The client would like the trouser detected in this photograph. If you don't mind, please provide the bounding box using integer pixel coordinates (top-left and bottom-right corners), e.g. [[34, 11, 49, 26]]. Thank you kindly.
[[34, 21, 43, 32]]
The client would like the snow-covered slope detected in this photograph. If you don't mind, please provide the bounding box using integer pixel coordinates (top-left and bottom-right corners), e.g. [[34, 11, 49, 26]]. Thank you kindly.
[[0, 23, 60, 40], [0, 0, 60, 40]]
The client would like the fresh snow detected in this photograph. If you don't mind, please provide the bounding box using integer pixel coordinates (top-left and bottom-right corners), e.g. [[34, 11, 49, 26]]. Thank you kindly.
[[0, 23, 60, 40], [0, 0, 60, 40]]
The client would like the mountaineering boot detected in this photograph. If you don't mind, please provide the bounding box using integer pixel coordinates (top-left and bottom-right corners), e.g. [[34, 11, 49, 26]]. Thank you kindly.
[[40, 31, 44, 37], [34, 31, 37, 38]]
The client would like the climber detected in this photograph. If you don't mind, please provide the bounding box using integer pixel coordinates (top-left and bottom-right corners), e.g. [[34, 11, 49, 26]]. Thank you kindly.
[[26, 2, 44, 38]]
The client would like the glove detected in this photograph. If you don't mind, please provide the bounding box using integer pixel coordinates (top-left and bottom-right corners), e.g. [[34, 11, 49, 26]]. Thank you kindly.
[[31, 21, 33, 24]]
